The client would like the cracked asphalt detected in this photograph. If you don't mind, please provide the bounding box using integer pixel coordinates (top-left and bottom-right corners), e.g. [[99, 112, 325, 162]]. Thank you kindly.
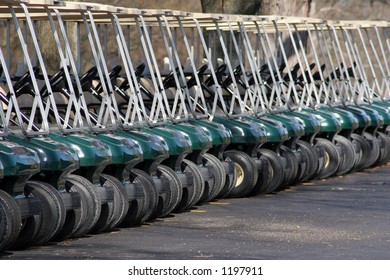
[[1, 164, 390, 260]]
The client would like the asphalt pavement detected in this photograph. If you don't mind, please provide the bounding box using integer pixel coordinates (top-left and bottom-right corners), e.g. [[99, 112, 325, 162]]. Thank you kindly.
[[1, 164, 390, 260]]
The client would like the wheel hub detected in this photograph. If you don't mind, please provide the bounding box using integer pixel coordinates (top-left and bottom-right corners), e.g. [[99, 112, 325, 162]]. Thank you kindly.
[[234, 162, 244, 187], [324, 151, 330, 169]]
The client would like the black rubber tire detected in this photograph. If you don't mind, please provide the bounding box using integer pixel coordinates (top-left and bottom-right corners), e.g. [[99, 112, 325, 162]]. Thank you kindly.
[[53, 206, 81, 242], [196, 164, 214, 204], [295, 140, 318, 182], [279, 145, 299, 188], [91, 174, 126, 233], [131, 168, 159, 223], [65, 174, 101, 238], [333, 135, 356, 176], [202, 153, 226, 200], [311, 144, 326, 180], [258, 148, 285, 193], [375, 131, 390, 165], [0, 202, 5, 249], [362, 132, 381, 168], [94, 174, 127, 232], [178, 159, 204, 209], [24, 181, 66, 246], [156, 165, 182, 216], [0, 190, 21, 252], [383, 133, 390, 163], [315, 138, 340, 179], [291, 149, 308, 185], [224, 150, 258, 198], [120, 168, 158, 226], [217, 157, 237, 198], [172, 160, 201, 212], [12, 191, 42, 250], [350, 133, 372, 172], [249, 154, 270, 195]]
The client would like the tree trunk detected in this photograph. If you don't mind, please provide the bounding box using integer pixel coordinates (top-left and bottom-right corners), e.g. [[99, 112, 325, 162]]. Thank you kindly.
[[37, 0, 78, 74], [201, 0, 311, 16], [200, 0, 261, 14], [258, 0, 311, 16], [200, 0, 312, 67]]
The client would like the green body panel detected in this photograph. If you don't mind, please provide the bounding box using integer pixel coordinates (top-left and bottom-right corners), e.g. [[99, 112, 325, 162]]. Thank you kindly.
[[188, 119, 232, 147], [48, 132, 112, 167], [320, 107, 359, 131], [83, 133, 143, 165], [372, 100, 390, 113], [142, 127, 192, 156], [266, 114, 305, 138], [212, 116, 268, 144], [116, 130, 169, 160], [352, 106, 385, 127], [283, 111, 321, 135], [302, 108, 342, 133], [167, 123, 212, 151], [7, 134, 79, 171], [338, 106, 372, 128], [0, 140, 40, 177], [244, 116, 289, 142], [368, 102, 390, 125]]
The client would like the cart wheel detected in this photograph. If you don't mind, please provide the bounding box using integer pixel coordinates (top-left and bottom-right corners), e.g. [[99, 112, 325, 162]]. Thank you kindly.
[[224, 150, 258, 198], [156, 165, 182, 216], [53, 204, 81, 242], [91, 175, 123, 233], [350, 133, 371, 172], [131, 168, 158, 223], [0, 203, 5, 249], [179, 159, 204, 209], [94, 174, 127, 232], [375, 131, 390, 165], [23, 181, 66, 246], [315, 138, 340, 179], [333, 135, 356, 176], [217, 156, 237, 198], [120, 168, 158, 226], [133, 168, 158, 222], [296, 140, 318, 182], [11, 190, 42, 250], [279, 145, 299, 188], [0, 190, 21, 252], [201, 153, 225, 200], [292, 151, 308, 185], [171, 161, 199, 212], [173, 160, 202, 211], [249, 155, 269, 195], [258, 148, 285, 193], [65, 174, 101, 238], [362, 132, 380, 168]]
